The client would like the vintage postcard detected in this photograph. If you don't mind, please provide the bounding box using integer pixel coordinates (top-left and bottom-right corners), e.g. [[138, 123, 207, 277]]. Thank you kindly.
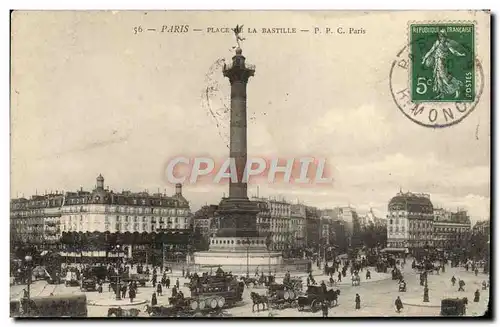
[[10, 10, 491, 318]]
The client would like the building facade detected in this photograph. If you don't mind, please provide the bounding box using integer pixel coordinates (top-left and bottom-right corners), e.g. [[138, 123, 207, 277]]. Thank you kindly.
[[251, 197, 291, 251], [387, 191, 434, 251], [290, 204, 306, 247], [305, 206, 321, 249], [11, 175, 191, 263], [10, 193, 64, 250], [433, 208, 471, 250], [472, 220, 490, 236]]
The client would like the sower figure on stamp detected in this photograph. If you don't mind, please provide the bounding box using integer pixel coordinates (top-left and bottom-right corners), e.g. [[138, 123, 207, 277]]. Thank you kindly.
[[421, 29, 466, 99]]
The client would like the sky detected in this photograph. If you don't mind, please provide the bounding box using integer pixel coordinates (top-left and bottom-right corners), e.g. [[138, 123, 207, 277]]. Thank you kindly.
[[10, 11, 491, 223]]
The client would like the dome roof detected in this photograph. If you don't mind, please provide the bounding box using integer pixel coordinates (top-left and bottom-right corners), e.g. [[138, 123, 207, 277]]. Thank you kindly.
[[97, 174, 104, 181], [388, 192, 433, 213]]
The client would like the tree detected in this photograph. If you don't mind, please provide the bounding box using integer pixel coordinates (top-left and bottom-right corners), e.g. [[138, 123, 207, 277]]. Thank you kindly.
[[360, 223, 387, 250]]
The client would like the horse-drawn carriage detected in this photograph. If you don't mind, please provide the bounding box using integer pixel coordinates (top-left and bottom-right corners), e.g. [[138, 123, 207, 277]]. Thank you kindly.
[[80, 278, 97, 292], [13, 294, 87, 317], [297, 285, 340, 312], [267, 283, 299, 310], [285, 278, 303, 291], [241, 274, 275, 288], [123, 274, 149, 287], [440, 298, 468, 316], [143, 304, 228, 318], [107, 307, 141, 317]]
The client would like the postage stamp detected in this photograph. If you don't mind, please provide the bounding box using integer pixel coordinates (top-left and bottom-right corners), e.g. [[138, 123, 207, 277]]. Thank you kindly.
[[410, 23, 475, 102], [390, 21, 483, 128]]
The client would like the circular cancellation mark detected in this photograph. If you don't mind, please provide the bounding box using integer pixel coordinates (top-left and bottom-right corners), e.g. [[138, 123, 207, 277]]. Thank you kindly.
[[389, 41, 484, 128]]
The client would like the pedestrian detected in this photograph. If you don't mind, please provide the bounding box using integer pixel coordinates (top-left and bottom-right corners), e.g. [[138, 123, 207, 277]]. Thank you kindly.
[[121, 284, 127, 299], [355, 294, 361, 310], [176, 278, 180, 289], [182, 267, 185, 277], [171, 285, 177, 297], [151, 292, 158, 306], [166, 276, 171, 289], [152, 274, 157, 287], [307, 277, 310, 287], [458, 280, 465, 292], [157, 282, 163, 296], [129, 285, 136, 303], [366, 270, 371, 280], [395, 296, 403, 313], [451, 275, 456, 286], [321, 280, 327, 293], [97, 281, 103, 294], [161, 274, 167, 287], [474, 289, 480, 302], [338, 271, 342, 283], [321, 301, 329, 317], [475, 268, 479, 276]]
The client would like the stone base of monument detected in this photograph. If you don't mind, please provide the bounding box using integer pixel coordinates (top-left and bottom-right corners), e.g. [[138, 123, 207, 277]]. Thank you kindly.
[[193, 236, 306, 274]]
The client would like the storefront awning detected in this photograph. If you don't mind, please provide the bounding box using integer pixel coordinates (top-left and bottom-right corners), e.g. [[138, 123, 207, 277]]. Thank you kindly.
[[381, 248, 407, 252]]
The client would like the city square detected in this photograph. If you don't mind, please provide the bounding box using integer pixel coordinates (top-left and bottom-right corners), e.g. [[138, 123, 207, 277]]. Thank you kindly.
[[10, 259, 489, 317], [9, 11, 491, 319]]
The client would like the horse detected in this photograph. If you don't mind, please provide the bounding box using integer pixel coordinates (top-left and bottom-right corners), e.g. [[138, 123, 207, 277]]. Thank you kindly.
[[143, 304, 175, 317], [107, 307, 140, 317], [250, 292, 268, 312], [326, 289, 341, 307]]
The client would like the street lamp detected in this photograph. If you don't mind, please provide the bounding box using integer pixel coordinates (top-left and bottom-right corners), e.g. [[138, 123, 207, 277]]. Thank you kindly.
[[114, 245, 122, 301], [24, 255, 32, 316], [242, 238, 251, 278], [265, 234, 274, 278]]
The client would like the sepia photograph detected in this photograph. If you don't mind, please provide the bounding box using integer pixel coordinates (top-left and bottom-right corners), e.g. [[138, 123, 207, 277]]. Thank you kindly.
[[9, 9, 491, 318]]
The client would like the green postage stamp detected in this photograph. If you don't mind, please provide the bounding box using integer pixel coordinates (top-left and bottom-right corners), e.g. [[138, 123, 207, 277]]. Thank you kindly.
[[410, 24, 475, 102]]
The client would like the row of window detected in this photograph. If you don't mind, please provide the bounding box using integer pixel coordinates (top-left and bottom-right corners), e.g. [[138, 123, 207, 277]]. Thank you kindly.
[[62, 206, 187, 215], [64, 215, 187, 224], [434, 227, 468, 233], [210, 239, 267, 245], [62, 222, 184, 233]]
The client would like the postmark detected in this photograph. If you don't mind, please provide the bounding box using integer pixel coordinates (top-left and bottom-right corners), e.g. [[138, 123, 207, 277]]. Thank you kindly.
[[390, 22, 484, 128], [410, 23, 475, 102]]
